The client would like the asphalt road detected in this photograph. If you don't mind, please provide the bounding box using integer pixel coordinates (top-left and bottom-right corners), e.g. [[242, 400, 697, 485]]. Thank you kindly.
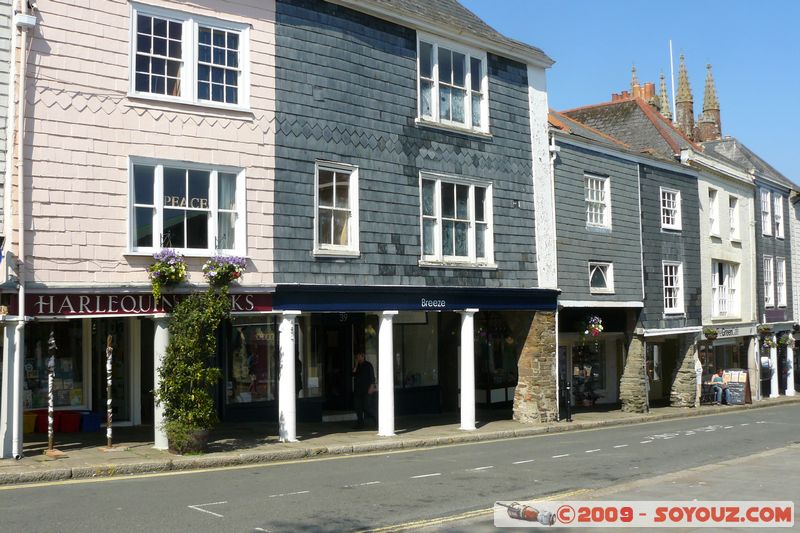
[[0, 404, 797, 532]]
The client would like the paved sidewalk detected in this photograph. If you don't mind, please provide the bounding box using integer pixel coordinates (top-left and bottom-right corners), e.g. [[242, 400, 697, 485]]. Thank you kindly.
[[1, 395, 798, 486]]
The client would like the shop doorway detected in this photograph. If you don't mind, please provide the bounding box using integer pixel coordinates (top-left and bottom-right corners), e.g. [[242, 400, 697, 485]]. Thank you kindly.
[[91, 319, 130, 422], [647, 339, 677, 405], [778, 347, 788, 395], [314, 318, 356, 412], [140, 318, 154, 425]]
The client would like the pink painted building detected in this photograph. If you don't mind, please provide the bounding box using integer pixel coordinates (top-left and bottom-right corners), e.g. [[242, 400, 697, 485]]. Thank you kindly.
[[1, 0, 278, 456]]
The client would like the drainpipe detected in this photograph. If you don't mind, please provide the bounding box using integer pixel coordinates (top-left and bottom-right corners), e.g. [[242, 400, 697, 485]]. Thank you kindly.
[[12, 0, 35, 460], [3, 1, 17, 260]]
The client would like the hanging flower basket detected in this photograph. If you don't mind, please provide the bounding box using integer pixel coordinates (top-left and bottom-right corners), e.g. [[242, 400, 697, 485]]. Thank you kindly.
[[777, 334, 793, 347], [761, 336, 776, 350], [148, 249, 188, 301], [757, 324, 773, 336], [703, 327, 718, 341], [202, 255, 247, 288], [583, 315, 604, 337]]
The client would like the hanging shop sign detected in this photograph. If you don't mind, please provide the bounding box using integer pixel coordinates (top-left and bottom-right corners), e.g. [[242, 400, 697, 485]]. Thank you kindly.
[[10, 292, 273, 317], [714, 325, 757, 338]]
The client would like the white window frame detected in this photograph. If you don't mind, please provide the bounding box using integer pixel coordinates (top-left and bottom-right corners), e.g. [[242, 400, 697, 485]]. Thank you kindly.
[[419, 171, 494, 267], [774, 195, 784, 239], [313, 161, 360, 257], [127, 157, 247, 256], [660, 187, 682, 231], [585, 174, 611, 229], [416, 33, 490, 134], [588, 262, 614, 294], [729, 196, 740, 241], [760, 189, 772, 236], [764, 255, 774, 307], [777, 257, 787, 307], [712, 261, 739, 318], [129, 2, 251, 111], [708, 188, 719, 237], [662, 261, 684, 314]]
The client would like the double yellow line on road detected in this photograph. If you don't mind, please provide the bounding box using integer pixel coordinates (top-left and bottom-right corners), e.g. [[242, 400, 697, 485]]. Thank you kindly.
[[359, 488, 592, 533]]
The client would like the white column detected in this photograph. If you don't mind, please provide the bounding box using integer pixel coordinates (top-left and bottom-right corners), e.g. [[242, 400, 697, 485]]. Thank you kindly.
[[786, 336, 796, 396], [152, 316, 169, 450], [0, 322, 19, 458], [770, 335, 779, 398], [378, 311, 398, 437], [460, 309, 479, 431], [278, 311, 301, 443]]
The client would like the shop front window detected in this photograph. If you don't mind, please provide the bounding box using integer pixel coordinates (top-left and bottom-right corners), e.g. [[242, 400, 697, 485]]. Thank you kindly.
[[572, 343, 604, 405], [227, 319, 277, 404], [25, 322, 85, 409], [390, 312, 438, 388], [475, 313, 519, 394]]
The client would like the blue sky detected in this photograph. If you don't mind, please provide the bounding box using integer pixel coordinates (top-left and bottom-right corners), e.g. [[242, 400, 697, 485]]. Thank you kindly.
[[460, 0, 800, 182]]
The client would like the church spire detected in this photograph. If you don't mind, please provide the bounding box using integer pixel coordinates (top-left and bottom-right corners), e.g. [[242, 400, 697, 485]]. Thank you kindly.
[[631, 65, 639, 92], [697, 63, 721, 141], [675, 53, 695, 139], [659, 72, 672, 120]]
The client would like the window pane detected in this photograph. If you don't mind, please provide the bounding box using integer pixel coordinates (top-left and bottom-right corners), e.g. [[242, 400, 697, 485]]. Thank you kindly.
[[456, 184, 469, 219], [135, 207, 154, 248], [333, 210, 350, 246], [474, 187, 485, 221], [199, 44, 211, 63], [454, 222, 468, 256], [420, 80, 433, 118], [186, 210, 208, 248], [227, 50, 238, 68], [452, 52, 465, 87], [226, 86, 238, 105], [318, 170, 334, 207], [188, 170, 210, 209], [451, 88, 465, 123], [211, 83, 224, 102], [164, 168, 186, 206], [167, 60, 181, 78], [168, 21, 182, 40], [213, 29, 225, 47], [441, 182, 455, 218], [442, 220, 455, 255], [137, 34, 151, 54], [470, 57, 482, 92], [198, 82, 210, 100], [135, 73, 149, 92], [198, 64, 210, 81], [334, 173, 349, 208], [227, 33, 239, 49], [422, 179, 435, 216], [151, 75, 165, 94], [218, 212, 236, 249], [199, 27, 211, 45], [439, 85, 450, 120], [137, 14, 152, 35], [590, 266, 607, 289], [423, 218, 436, 255], [420, 41, 433, 78], [471, 94, 482, 127], [438, 47, 452, 84], [133, 165, 154, 205], [153, 17, 167, 37], [318, 210, 332, 245], [219, 173, 237, 211], [151, 57, 165, 76], [476, 223, 486, 258], [153, 37, 167, 57], [167, 77, 180, 97], [163, 209, 185, 248]]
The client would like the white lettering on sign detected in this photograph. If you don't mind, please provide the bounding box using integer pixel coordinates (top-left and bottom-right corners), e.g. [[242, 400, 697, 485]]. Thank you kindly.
[[24, 293, 270, 316], [164, 196, 209, 209], [421, 298, 446, 308]]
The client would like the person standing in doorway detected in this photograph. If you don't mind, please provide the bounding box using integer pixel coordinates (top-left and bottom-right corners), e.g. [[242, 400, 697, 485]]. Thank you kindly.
[[352, 352, 376, 429], [694, 355, 703, 407]]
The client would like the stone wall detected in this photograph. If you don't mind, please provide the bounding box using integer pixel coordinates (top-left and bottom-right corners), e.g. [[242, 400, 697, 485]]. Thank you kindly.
[[513, 311, 558, 423], [670, 335, 698, 407], [619, 335, 648, 412]]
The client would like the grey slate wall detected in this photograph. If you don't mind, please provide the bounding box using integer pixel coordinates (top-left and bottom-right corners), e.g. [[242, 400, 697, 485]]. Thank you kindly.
[[638, 165, 702, 329], [0, 0, 11, 235], [553, 140, 642, 302], [274, 0, 538, 287], [754, 179, 793, 323]]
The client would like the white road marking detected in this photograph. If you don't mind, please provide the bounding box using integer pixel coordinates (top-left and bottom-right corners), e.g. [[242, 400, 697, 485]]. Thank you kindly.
[[469, 466, 494, 471], [740, 423, 750, 426], [585, 449, 601, 453], [254, 528, 272, 532], [756, 421, 766, 424], [613, 444, 628, 448], [552, 454, 570, 458], [187, 501, 227, 518], [411, 473, 441, 479], [723, 426, 734, 429], [267, 490, 310, 498], [512, 459, 535, 465], [640, 441, 652, 444], [344, 481, 381, 488]]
